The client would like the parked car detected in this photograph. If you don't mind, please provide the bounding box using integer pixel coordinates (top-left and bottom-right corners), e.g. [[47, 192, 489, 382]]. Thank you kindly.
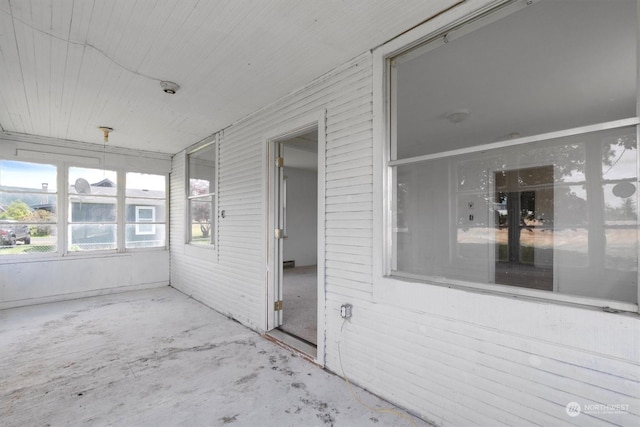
[[0, 220, 31, 246]]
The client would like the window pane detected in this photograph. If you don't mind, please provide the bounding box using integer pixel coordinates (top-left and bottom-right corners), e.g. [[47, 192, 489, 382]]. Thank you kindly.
[[137, 207, 154, 221], [0, 192, 57, 222], [0, 224, 57, 254], [126, 224, 166, 248], [125, 203, 166, 222], [393, 0, 637, 159], [68, 167, 117, 196], [70, 199, 116, 222], [189, 143, 216, 195], [69, 224, 116, 251], [603, 133, 638, 274], [0, 160, 57, 191], [190, 198, 213, 245], [393, 127, 637, 303], [126, 172, 166, 198], [0, 160, 58, 255]]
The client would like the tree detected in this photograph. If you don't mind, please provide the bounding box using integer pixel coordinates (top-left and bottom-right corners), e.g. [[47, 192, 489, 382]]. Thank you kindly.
[[0, 200, 31, 220], [190, 179, 212, 239], [27, 209, 55, 236]]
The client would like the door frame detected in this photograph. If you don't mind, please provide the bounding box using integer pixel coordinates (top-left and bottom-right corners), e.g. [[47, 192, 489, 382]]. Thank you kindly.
[[264, 110, 326, 366]]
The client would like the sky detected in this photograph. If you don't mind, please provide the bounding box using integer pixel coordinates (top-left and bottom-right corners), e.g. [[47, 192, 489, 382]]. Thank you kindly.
[[0, 161, 165, 192]]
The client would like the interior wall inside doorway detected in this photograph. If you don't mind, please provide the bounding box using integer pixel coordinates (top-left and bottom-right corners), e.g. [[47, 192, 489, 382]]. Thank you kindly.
[[283, 166, 318, 266]]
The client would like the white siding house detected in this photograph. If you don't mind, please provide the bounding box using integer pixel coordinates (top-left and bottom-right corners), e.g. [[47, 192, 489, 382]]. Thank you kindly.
[[1, 0, 638, 425]]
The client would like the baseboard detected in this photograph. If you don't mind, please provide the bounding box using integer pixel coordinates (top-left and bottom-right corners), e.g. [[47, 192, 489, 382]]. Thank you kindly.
[[0, 281, 169, 310]]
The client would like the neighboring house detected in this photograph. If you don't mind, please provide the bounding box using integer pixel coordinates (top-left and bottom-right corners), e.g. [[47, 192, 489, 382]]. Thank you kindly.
[[69, 182, 165, 250]]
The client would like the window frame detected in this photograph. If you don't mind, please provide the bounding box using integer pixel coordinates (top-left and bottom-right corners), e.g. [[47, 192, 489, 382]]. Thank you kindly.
[[135, 206, 156, 235], [186, 136, 218, 248], [125, 171, 167, 250], [375, 0, 640, 313], [67, 166, 119, 253], [0, 159, 59, 257], [0, 155, 169, 261]]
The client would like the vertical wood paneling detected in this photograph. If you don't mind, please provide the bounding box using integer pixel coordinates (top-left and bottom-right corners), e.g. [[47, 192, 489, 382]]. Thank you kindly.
[[171, 53, 376, 333]]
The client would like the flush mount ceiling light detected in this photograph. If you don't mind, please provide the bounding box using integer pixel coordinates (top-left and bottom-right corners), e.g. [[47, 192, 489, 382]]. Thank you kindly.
[[160, 81, 180, 94], [445, 108, 470, 124], [98, 126, 113, 143]]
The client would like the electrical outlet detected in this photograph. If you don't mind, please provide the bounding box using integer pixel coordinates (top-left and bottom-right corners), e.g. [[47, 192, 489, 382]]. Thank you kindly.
[[340, 303, 352, 319]]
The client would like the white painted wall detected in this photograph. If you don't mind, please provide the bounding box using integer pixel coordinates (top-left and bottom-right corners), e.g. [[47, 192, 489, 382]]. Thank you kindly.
[[0, 134, 171, 309], [283, 167, 317, 267], [170, 1, 640, 425]]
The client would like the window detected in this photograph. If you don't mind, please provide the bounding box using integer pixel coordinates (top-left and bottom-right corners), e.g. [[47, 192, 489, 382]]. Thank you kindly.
[[68, 167, 117, 251], [135, 207, 155, 235], [188, 141, 216, 246], [126, 172, 166, 248], [388, 0, 638, 304], [0, 160, 57, 254]]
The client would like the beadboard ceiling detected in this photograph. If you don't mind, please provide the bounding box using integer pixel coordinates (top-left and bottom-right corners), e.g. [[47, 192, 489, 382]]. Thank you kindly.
[[0, 0, 459, 154]]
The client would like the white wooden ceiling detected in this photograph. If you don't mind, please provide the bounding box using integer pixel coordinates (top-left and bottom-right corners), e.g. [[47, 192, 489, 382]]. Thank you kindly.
[[0, 0, 459, 154]]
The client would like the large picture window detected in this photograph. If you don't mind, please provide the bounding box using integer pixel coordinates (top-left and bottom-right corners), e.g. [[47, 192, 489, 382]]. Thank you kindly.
[[0, 160, 58, 254], [388, 0, 638, 304], [188, 141, 217, 246]]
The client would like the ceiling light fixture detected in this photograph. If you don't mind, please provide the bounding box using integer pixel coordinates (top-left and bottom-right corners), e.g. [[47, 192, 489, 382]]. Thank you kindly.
[[98, 126, 113, 143], [160, 81, 180, 94]]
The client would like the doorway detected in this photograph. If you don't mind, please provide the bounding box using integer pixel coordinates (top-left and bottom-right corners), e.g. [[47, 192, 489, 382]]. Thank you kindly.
[[278, 132, 318, 345], [494, 165, 554, 290], [267, 119, 324, 361]]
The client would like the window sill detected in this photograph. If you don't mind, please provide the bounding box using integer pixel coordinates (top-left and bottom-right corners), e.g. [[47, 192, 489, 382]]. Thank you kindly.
[[376, 273, 639, 315], [184, 243, 217, 262], [0, 248, 168, 264]]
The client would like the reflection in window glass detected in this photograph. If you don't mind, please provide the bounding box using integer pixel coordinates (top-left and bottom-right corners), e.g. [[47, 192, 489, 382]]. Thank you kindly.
[[393, 127, 637, 303], [393, 0, 636, 160], [0, 160, 58, 254], [602, 135, 638, 271], [125, 172, 166, 248], [68, 167, 117, 252], [389, 0, 638, 305]]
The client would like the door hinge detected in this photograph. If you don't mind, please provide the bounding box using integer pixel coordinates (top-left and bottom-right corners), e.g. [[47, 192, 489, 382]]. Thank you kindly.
[[276, 157, 284, 168], [274, 228, 284, 239], [274, 300, 283, 311]]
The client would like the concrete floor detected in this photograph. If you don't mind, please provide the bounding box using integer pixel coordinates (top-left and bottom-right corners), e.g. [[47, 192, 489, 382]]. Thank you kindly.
[[0, 287, 427, 427], [282, 265, 317, 345]]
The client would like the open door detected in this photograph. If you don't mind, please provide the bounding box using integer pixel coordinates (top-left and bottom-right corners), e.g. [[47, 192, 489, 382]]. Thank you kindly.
[[268, 125, 321, 359], [494, 165, 554, 290]]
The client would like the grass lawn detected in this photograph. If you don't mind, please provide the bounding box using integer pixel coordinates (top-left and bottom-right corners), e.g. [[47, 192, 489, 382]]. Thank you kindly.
[[0, 236, 56, 255]]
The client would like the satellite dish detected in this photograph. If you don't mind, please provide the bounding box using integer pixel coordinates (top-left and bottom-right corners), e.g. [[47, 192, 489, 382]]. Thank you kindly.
[[74, 178, 91, 194], [612, 182, 636, 198]]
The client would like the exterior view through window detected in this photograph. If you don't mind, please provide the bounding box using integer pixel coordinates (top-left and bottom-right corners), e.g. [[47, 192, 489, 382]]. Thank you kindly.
[[389, 0, 638, 304], [0, 160, 57, 254], [0, 161, 167, 255], [188, 142, 216, 246], [126, 172, 166, 248], [68, 167, 118, 251]]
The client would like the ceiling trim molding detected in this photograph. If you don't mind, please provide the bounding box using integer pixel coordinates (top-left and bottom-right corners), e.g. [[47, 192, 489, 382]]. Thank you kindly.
[[0, 131, 172, 162]]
